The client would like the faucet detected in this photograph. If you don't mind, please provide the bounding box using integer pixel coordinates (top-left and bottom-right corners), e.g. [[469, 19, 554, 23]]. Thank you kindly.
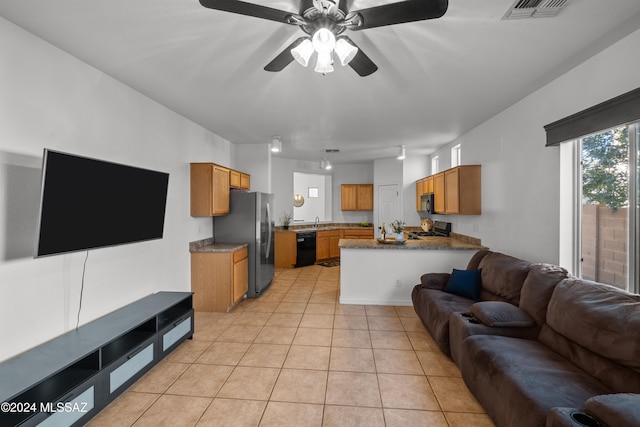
[[315, 216, 320, 228]]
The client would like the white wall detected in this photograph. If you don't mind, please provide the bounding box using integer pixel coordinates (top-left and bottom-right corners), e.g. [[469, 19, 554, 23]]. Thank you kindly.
[[234, 144, 271, 193], [428, 27, 640, 264], [0, 17, 231, 362], [271, 157, 374, 225]]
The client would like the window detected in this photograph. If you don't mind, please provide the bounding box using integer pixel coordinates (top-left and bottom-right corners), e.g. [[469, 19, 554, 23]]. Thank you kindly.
[[431, 155, 439, 174], [561, 123, 639, 293], [550, 88, 640, 294], [451, 144, 461, 167]]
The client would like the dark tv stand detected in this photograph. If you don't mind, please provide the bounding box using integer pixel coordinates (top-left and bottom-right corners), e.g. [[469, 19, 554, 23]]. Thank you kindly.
[[0, 292, 193, 427]]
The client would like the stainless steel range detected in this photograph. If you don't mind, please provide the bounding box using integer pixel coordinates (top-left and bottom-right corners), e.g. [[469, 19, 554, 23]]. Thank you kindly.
[[408, 221, 452, 239]]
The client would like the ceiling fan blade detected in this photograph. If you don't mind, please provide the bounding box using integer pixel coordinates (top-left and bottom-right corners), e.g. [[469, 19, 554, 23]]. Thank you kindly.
[[200, 0, 296, 24], [341, 37, 378, 76], [348, 0, 448, 31], [264, 37, 307, 72]]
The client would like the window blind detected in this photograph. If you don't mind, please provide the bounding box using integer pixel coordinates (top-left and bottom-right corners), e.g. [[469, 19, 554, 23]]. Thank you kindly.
[[544, 87, 640, 146]]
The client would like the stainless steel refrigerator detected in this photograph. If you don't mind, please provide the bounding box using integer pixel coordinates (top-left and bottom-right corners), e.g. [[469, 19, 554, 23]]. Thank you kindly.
[[213, 191, 275, 297]]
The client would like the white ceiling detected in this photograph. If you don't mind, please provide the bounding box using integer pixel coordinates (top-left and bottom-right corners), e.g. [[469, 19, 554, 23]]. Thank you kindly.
[[1, 0, 640, 164]]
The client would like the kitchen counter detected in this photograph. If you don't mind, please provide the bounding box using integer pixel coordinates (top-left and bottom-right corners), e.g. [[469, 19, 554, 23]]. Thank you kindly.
[[339, 236, 486, 251], [339, 236, 487, 306], [189, 238, 248, 253]]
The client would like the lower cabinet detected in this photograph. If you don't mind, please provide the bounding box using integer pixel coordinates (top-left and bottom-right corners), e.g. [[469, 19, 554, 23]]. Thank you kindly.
[[0, 292, 194, 427], [275, 231, 296, 268], [317, 230, 342, 261], [191, 246, 249, 312]]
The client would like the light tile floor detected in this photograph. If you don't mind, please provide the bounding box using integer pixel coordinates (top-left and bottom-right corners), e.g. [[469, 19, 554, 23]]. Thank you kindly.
[[87, 265, 495, 427]]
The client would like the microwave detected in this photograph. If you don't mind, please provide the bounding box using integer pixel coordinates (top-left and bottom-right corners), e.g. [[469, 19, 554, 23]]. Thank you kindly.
[[420, 193, 435, 214]]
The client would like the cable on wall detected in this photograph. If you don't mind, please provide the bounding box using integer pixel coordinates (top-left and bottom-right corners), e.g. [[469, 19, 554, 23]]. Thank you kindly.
[[76, 250, 89, 330]]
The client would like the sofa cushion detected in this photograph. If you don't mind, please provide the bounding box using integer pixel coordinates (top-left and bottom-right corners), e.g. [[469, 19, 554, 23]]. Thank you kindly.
[[519, 263, 568, 325], [411, 285, 474, 356], [545, 278, 640, 371], [586, 394, 640, 427], [419, 272, 451, 290], [443, 269, 482, 301], [470, 301, 535, 327], [477, 252, 532, 304], [466, 249, 491, 270], [449, 312, 539, 367], [459, 335, 611, 427]]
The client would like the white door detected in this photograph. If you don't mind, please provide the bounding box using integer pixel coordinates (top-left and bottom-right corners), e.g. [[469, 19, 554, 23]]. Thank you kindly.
[[378, 184, 400, 237]]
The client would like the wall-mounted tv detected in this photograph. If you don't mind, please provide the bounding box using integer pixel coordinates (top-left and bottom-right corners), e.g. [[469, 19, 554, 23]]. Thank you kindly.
[[36, 149, 170, 257]]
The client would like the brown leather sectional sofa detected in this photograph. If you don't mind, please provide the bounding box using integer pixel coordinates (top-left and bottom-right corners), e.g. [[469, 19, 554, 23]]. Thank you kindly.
[[412, 250, 640, 427]]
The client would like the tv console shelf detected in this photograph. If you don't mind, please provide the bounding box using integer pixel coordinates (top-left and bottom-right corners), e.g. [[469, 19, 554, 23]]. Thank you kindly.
[[0, 292, 193, 427]]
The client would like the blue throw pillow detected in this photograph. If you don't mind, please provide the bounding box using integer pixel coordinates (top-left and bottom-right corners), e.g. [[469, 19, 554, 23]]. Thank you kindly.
[[443, 269, 482, 301]]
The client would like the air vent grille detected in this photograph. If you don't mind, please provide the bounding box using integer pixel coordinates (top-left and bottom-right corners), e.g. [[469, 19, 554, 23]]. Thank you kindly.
[[502, 0, 571, 20]]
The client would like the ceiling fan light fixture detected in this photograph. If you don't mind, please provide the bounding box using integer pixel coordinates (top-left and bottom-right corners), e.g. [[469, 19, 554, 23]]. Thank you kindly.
[[314, 50, 334, 74], [335, 38, 358, 66], [291, 38, 314, 67], [312, 28, 336, 53]]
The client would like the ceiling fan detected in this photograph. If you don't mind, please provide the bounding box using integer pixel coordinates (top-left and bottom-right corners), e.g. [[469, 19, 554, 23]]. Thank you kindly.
[[199, 0, 448, 76]]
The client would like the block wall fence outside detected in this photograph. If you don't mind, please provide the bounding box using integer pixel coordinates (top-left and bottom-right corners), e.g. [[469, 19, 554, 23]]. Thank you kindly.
[[581, 204, 628, 289]]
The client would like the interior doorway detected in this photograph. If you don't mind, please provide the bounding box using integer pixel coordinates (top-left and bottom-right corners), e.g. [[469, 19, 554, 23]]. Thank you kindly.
[[377, 184, 400, 237]]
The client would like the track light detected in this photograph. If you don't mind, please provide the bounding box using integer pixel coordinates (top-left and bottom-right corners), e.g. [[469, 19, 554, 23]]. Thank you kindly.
[[271, 136, 282, 153], [397, 145, 406, 160], [320, 157, 332, 170]]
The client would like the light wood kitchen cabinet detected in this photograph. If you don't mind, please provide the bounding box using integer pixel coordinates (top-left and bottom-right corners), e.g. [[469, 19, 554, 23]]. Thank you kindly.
[[191, 247, 248, 312], [229, 169, 251, 190], [444, 165, 481, 214], [317, 229, 342, 261], [416, 176, 435, 210], [342, 229, 374, 239], [275, 231, 297, 268], [190, 163, 230, 216], [240, 172, 250, 190], [433, 172, 445, 213], [341, 184, 374, 211], [425, 176, 434, 193]]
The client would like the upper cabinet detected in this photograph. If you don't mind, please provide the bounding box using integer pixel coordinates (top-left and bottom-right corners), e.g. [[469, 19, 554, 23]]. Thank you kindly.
[[341, 184, 374, 211], [415, 165, 481, 215], [191, 163, 230, 216], [445, 165, 481, 215], [190, 163, 251, 216], [229, 169, 251, 190]]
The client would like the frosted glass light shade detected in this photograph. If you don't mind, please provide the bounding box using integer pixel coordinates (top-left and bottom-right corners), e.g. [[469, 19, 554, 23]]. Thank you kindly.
[[314, 50, 334, 74], [291, 39, 314, 67], [335, 38, 358, 65]]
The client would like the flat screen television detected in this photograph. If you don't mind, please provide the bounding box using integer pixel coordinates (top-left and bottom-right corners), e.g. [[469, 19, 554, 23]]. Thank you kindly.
[[36, 149, 170, 257]]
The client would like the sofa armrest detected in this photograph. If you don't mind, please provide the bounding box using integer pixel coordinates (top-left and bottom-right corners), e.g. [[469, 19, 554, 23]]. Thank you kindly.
[[470, 301, 535, 328], [586, 393, 640, 427], [419, 272, 451, 290]]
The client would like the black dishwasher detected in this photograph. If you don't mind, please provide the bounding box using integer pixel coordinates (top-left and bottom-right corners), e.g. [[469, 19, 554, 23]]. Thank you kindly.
[[295, 231, 317, 267]]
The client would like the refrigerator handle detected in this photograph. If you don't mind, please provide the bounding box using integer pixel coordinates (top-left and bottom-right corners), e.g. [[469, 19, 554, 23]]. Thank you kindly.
[[266, 201, 272, 261]]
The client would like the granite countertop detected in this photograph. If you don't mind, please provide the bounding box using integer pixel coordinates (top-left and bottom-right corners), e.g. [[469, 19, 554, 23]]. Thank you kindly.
[[277, 223, 375, 233], [189, 238, 248, 253], [338, 236, 486, 251]]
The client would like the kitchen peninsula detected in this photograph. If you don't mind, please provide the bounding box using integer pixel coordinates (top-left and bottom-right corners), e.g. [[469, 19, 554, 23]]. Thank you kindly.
[[339, 236, 486, 306]]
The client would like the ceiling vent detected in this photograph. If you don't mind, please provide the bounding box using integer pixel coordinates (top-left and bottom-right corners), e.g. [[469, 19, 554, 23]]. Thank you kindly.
[[502, 0, 572, 20]]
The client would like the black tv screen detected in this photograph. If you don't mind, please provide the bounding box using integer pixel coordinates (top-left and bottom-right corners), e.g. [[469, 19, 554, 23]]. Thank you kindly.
[[36, 149, 170, 257]]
